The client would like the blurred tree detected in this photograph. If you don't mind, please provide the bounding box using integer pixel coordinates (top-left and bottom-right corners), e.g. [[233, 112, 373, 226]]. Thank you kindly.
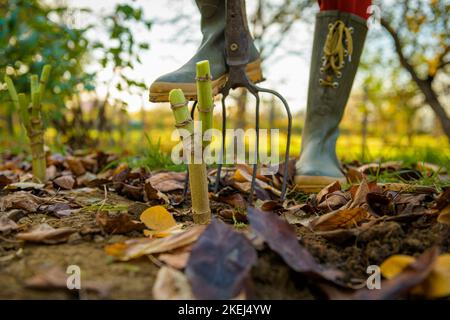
[[381, 0, 450, 140], [91, 3, 151, 134], [0, 0, 94, 137], [0, 0, 152, 148]]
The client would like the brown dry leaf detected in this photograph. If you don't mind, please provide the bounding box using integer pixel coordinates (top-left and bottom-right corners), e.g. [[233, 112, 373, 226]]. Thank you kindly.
[[219, 193, 247, 210], [140, 205, 178, 237], [152, 266, 193, 300], [4, 182, 45, 190], [317, 191, 350, 212], [316, 181, 341, 204], [309, 207, 369, 232], [25, 266, 111, 298], [218, 209, 247, 223], [0, 191, 43, 212], [247, 207, 342, 283], [66, 156, 86, 176], [380, 253, 450, 298], [437, 204, 450, 226], [232, 168, 281, 197], [346, 168, 364, 184], [233, 164, 271, 183], [16, 223, 76, 244], [53, 175, 76, 190], [185, 219, 257, 300], [158, 246, 192, 269], [0, 215, 19, 233], [96, 211, 144, 234], [143, 224, 184, 238], [105, 225, 206, 261], [416, 162, 446, 175], [357, 161, 403, 175], [346, 179, 370, 209], [434, 188, 450, 211], [0, 174, 12, 188], [148, 172, 185, 192]]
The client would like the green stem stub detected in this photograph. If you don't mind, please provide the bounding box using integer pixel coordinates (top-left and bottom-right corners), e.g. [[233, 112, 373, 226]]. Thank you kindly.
[[196, 60, 214, 146], [169, 89, 211, 225]]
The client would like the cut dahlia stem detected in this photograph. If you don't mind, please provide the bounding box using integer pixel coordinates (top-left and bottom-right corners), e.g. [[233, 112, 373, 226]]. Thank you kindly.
[[169, 89, 211, 224], [4, 65, 51, 183], [196, 60, 214, 146]]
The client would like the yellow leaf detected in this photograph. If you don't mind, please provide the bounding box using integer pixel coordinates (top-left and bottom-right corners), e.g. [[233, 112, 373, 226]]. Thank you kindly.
[[380, 254, 450, 298], [232, 169, 248, 183], [140, 205, 177, 233], [421, 254, 450, 298], [310, 207, 369, 231], [380, 255, 415, 279], [437, 204, 450, 226], [143, 224, 183, 238]]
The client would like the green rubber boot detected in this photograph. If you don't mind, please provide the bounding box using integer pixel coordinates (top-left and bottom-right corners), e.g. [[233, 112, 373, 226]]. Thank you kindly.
[[295, 11, 368, 192], [149, 0, 263, 102]]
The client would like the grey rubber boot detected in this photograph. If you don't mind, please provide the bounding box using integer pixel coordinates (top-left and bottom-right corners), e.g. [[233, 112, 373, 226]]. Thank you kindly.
[[149, 0, 262, 102], [295, 11, 368, 192]]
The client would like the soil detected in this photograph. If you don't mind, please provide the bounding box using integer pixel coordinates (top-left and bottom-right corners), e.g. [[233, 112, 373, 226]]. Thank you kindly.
[[0, 188, 449, 299]]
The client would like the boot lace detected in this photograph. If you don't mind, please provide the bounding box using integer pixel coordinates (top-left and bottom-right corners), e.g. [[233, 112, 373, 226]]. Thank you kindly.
[[319, 20, 353, 88]]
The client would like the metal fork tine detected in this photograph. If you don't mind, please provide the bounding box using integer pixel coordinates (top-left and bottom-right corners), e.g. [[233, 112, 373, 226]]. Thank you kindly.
[[248, 91, 260, 204], [215, 95, 227, 193], [256, 86, 292, 201]]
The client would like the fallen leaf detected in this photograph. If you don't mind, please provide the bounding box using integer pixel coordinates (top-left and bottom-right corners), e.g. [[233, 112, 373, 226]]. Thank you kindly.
[[316, 181, 341, 204], [0, 191, 42, 212], [140, 205, 178, 236], [380, 252, 450, 298], [105, 225, 205, 261], [434, 188, 450, 211], [66, 156, 86, 176], [353, 247, 439, 299], [40, 202, 78, 218], [346, 168, 364, 184], [4, 182, 45, 190], [53, 175, 76, 190], [380, 255, 416, 279], [218, 209, 248, 223], [247, 207, 342, 282], [143, 224, 184, 238], [357, 161, 403, 175], [96, 211, 144, 234], [309, 207, 369, 231], [231, 169, 281, 197], [25, 266, 110, 298], [185, 219, 257, 300], [0, 174, 12, 188], [148, 172, 186, 192], [158, 246, 192, 269], [16, 223, 76, 244], [437, 204, 450, 226], [219, 193, 247, 210], [0, 215, 19, 233], [152, 266, 193, 300], [317, 191, 350, 212], [366, 192, 394, 216]]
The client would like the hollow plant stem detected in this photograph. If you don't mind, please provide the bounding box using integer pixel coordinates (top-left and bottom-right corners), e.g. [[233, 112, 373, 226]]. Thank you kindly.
[[169, 89, 211, 224], [196, 60, 214, 146]]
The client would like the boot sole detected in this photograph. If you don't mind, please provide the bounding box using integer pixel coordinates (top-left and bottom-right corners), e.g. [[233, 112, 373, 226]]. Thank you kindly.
[[294, 175, 347, 193], [149, 59, 264, 102]]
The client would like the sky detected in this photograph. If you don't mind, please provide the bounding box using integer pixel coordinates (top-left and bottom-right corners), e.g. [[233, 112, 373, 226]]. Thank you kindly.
[[59, 0, 318, 113], [61, 0, 388, 114]]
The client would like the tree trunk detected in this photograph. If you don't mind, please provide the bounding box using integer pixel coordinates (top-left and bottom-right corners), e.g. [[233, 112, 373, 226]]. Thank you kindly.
[[416, 79, 450, 141]]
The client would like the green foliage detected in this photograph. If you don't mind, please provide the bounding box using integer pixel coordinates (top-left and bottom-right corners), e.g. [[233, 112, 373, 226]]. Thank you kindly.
[[0, 0, 95, 113]]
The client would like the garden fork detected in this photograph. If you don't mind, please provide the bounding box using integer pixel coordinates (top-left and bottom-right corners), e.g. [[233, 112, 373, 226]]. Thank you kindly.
[[187, 0, 292, 204]]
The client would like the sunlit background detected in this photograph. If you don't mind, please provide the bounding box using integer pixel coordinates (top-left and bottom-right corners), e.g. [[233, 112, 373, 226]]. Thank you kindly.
[[1, 0, 449, 169]]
